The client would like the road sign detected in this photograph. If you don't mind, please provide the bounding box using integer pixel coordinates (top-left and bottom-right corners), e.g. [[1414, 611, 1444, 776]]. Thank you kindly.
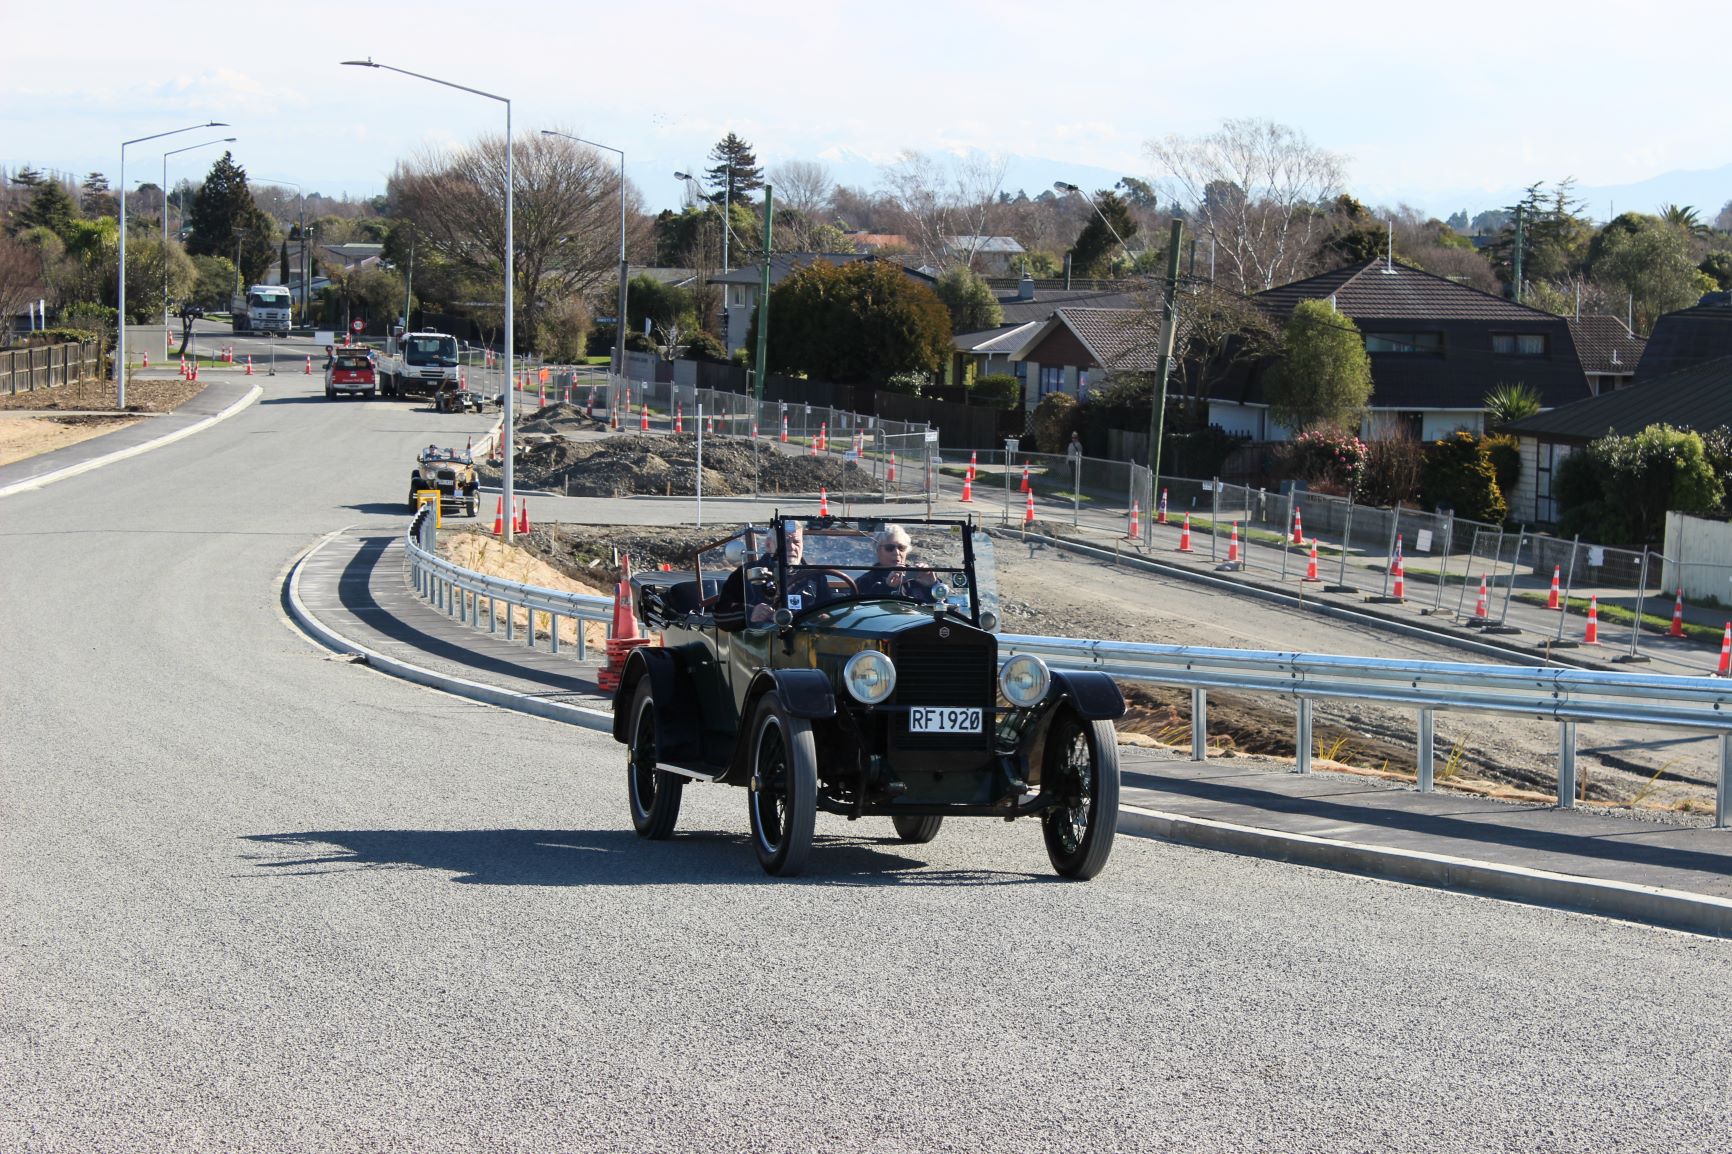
[[351, 319, 364, 333]]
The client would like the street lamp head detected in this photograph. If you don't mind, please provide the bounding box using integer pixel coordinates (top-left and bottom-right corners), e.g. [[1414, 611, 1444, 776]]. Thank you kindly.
[[340, 59, 378, 68], [674, 171, 693, 182], [1055, 181, 1080, 194], [205, 121, 230, 128]]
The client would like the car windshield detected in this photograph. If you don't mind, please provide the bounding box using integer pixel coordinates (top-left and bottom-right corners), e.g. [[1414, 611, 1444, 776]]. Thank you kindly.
[[735, 515, 997, 622], [248, 292, 290, 308], [418, 447, 471, 464], [405, 336, 459, 367]]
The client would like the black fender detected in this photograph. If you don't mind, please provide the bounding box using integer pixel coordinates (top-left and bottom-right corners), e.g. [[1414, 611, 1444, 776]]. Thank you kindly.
[[749, 668, 836, 720], [612, 647, 703, 760], [1050, 670, 1126, 721]]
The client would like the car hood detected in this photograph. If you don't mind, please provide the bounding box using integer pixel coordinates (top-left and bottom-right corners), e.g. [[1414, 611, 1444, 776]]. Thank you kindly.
[[796, 598, 969, 637]]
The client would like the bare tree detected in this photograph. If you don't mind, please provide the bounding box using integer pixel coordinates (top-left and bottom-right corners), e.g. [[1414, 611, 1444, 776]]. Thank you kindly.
[[0, 235, 44, 340], [881, 150, 1010, 270], [768, 160, 834, 250], [1146, 118, 1345, 293], [389, 132, 621, 349]]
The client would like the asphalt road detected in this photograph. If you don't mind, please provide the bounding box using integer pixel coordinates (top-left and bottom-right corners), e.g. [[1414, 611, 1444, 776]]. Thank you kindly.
[[5, 370, 1732, 1153]]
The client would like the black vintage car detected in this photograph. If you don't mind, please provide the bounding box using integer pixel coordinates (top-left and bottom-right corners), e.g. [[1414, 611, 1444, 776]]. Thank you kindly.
[[612, 514, 1126, 879]]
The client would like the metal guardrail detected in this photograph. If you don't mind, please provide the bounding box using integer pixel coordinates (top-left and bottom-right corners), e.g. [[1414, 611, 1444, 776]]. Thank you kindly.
[[404, 508, 613, 660], [402, 509, 1730, 826]]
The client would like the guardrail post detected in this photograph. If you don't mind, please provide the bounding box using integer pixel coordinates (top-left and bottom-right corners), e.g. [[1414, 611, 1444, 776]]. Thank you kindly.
[[1558, 721, 1577, 808], [1191, 687, 1208, 762], [527, 608, 536, 648], [550, 613, 560, 654], [488, 596, 497, 633], [1719, 735, 1729, 829], [1417, 708, 1434, 792], [1295, 698, 1313, 774], [505, 603, 514, 641]]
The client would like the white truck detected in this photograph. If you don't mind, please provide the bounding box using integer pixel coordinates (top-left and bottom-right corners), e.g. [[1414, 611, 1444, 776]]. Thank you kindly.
[[377, 326, 461, 399], [230, 284, 293, 336]]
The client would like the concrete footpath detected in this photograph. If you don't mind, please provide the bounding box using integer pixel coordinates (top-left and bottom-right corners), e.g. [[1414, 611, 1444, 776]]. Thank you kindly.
[[288, 527, 1732, 938]]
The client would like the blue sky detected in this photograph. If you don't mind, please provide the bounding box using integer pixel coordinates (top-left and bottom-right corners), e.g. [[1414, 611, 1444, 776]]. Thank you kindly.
[[4, 0, 1728, 222]]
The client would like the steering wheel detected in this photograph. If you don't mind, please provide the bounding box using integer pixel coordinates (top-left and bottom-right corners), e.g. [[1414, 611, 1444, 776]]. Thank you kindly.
[[813, 568, 859, 596]]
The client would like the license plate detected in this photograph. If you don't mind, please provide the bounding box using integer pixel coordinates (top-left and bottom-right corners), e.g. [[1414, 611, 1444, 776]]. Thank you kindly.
[[908, 707, 981, 733]]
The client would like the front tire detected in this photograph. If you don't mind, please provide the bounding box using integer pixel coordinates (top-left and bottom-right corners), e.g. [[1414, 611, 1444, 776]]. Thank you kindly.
[[627, 682, 683, 839], [748, 694, 817, 876], [890, 815, 943, 843], [1040, 713, 1120, 880]]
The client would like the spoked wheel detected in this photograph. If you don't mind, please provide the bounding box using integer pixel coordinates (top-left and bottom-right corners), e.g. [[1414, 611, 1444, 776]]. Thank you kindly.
[[1041, 712, 1120, 880], [627, 682, 683, 839], [748, 694, 817, 876], [890, 815, 943, 844]]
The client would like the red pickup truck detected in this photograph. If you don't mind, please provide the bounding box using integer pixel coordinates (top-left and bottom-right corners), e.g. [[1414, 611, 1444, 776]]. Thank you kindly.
[[325, 351, 377, 399]]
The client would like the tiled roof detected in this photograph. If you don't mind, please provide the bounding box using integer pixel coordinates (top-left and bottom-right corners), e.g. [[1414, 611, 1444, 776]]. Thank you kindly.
[[945, 235, 1025, 254], [1255, 260, 1557, 322], [1504, 356, 1732, 442], [996, 290, 1143, 327], [1007, 305, 1189, 373], [1567, 315, 1645, 376], [1635, 302, 1732, 382]]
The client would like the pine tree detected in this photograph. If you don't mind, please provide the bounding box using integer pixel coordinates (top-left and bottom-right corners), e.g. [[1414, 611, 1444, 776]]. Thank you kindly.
[[12, 180, 81, 240], [1069, 190, 1138, 277], [186, 152, 276, 284], [704, 133, 764, 207]]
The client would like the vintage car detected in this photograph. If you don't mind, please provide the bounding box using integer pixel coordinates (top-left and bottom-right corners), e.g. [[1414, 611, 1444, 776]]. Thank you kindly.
[[407, 445, 480, 516], [612, 514, 1126, 879], [325, 350, 377, 399]]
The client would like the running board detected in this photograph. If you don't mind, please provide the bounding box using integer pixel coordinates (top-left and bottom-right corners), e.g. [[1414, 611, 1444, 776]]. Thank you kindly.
[[656, 762, 720, 783]]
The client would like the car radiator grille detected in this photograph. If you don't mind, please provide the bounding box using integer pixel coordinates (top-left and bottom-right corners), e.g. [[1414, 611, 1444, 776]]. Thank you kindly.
[[891, 626, 996, 750]]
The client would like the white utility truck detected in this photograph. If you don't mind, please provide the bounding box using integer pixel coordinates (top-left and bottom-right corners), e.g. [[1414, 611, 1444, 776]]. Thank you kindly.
[[377, 326, 461, 399], [230, 285, 293, 336]]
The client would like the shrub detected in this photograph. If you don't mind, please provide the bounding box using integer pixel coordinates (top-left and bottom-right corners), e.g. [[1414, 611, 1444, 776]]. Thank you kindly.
[[1422, 432, 1505, 523], [586, 323, 617, 358], [1286, 426, 1368, 495], [1559, 425, 1721, 544], [681, 331, 727, 361], [1359, 436, 1427, 507], [970, 373, 1021, 410], [624, 331, 656, 353], [882, 370, 931, 396], [23, 327, 99, 347], [1484, 434, 1521, 497], [1484, 382, 1542, 427], [1032, 392, 1080, 454]]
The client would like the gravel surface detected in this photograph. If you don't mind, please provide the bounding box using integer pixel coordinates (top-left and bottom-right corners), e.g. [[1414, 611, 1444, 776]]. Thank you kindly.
[[6, 377, 1732, 1151]]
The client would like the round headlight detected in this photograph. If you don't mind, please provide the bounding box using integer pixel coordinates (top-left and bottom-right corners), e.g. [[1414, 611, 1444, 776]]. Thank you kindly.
[[978, 609, 1000, 633], [998, 654, 1050, 709], [843, 650, 897, 705]]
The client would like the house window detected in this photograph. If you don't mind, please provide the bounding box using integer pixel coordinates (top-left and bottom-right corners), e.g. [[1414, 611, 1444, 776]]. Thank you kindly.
[[1535, 441, 1570, 522], [1076, 369, 1090, 399], [1364, 332, 1443, 354], [1493, 333, 1547, 355], [1397, 411, 1423, 439], [1038, 365, 1064, 396]]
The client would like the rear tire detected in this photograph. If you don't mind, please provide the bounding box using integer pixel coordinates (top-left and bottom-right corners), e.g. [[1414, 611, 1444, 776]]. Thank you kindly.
[[890, 815, 943, 844], [1040, 713, 1120, 880], [747, 694, 817, 876], [627, 682, 683, 839]]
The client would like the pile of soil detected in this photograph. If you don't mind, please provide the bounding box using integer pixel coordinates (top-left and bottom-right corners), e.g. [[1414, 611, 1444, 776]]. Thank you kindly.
[[517, 522, 748, 584], [481, 432, 876, 498]]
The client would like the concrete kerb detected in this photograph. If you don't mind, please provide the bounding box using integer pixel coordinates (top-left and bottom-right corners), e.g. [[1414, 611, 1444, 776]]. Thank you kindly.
[[1118, 804, 1732, 938], [284, 527, 614, 735], [0, 383, 264, 499]]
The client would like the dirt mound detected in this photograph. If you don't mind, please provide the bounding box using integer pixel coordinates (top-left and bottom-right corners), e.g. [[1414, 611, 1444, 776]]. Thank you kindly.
[[518, 402, 594, 436], [481, 432, 876, 497]]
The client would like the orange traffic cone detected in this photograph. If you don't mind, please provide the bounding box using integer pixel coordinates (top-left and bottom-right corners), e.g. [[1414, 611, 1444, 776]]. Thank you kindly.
[[961, 475, 973, 503], [675, 403, 684, 434], [1391, 553, 1405, 601], [1157, 487, 1168, 524], [819, 422, 828, 451], [887, 453, 897, 484], [191, 362, 198, 380], [142, 353, 149, 369], [1020, 464, 1030, 493], [492, 496, 504, 536], [819, 487, 830, 516], [967, 451, 977, 481], [1672, 589, 1686, 638], [610, 406, 620, 431], [1548, 565, 1562, 610], [245, 355, 253, 376], [1024, 490, 1035, 525], [1717, 623, 1731, 676], [1474, 575, 1489, 619], [1584, 595, 1600, 645], [1178, 513, 1194, 552], [707, 416, 714, 435], [808, 436, 817, 457], [640, 403, 649, 431], [1292, 506, 1304, 545], [1304, 540, 1320, 582], [1125, 500, 1139, 539], [780, 415, 789, 443], [304, 355, 312, 375], [1227, 523, 1241, 565], [610, 555, 638, 641]]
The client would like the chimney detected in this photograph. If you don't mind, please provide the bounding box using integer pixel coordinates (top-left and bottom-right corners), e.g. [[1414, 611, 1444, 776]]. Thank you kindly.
[[1018, 265, 1035, 301]]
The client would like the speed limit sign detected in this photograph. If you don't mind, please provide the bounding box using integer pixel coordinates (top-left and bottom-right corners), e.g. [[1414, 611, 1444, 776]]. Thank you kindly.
[[351, 319, 364, 333]]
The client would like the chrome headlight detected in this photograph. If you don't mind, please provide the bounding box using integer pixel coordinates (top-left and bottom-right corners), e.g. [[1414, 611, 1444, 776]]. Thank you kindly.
[[843, 650, 897, 705], [998, 654, 1050, 708]]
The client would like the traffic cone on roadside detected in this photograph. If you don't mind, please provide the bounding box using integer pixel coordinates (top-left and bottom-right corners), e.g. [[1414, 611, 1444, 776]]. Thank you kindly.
[[1474, 575, 1489, 619], [610, 556, 638, 642], [1717, 623, 1732, 676], [1292, 506, 1304, 545], [819, 487, 830, 516], [675, 403, 684, 434], [587, 388, 596, 417], [1227, 523, 1241, 565], [1549, 565, 1562, 610], [1157, 487, 1169, 524], [304, 355, 312, 375], [1584, 595, 1601, 645], [640, 403, 649, 431], [611, 406, 620, 431], [819, 422, 828, 452], [1304, 540, 1320, 582], [780, 415, 789, 443], [707, 416, 714, 435], [142, 353, 149, 369], [1126, 500, 1139, 539], [961, 475, 973, 503], [808, 436, 817, 457], [1178, 513, 1194, 553], [493, 496, 504, 536], [1672, 589, 1686, 638], [191, 362, 198, 381], [1024, 490, 1036, 525], [1020, 464, 1030, 493], [1391, 553, 1405, 601], [245, 355, 253, 376], [967, 451, 977, 481], [887, 453, 897, 484]]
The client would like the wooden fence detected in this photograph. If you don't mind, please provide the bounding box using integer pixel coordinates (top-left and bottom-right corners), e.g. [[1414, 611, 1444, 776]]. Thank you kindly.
[[1, 342, 103, 396]]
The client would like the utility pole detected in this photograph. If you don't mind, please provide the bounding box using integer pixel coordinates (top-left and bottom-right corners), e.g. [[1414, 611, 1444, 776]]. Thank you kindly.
[[753, 185, 773, 404], [1146, 219, 1183, 546], [1512, 206, 1524, 305]]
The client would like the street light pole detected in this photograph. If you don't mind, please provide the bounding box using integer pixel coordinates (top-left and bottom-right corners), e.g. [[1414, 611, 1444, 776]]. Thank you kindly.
[[163, 137, 235, 324], [120, 120, 227, 408], [541, 130, 627, 381], [345, 58, 516, 542], [1055, 180, 1147, 270]]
